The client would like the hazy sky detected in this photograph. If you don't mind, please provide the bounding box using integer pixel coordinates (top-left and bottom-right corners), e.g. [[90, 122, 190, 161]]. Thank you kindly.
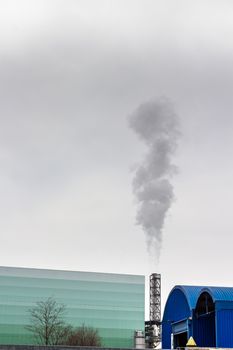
[[1, 0, 233, 317]]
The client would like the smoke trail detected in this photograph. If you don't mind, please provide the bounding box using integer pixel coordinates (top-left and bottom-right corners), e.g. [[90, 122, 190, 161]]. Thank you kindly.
[[129, 97, 180, 257]]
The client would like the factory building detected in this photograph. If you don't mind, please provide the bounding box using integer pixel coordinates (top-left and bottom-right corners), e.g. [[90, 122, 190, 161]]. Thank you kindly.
[[0, 266, 145, 348], [162, 285, 233, 348]]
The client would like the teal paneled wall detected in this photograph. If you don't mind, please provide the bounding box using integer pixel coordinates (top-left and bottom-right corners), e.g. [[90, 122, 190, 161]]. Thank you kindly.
[[0, 267, 145, 348]]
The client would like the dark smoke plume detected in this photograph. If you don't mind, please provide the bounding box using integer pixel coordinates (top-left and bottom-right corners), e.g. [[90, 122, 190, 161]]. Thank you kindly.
[[129, 97, 180, 257]]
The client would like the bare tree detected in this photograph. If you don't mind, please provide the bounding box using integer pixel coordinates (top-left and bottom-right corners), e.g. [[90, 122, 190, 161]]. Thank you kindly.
[[26, 297, 71, 345], [66, 324, 101, 346]]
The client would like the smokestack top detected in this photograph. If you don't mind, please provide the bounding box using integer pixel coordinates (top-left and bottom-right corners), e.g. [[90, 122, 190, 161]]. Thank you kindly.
[[150, 273, 161, 278]]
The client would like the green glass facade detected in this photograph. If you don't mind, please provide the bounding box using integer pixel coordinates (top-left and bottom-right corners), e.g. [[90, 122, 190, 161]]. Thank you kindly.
[[0, 267, 145, 348]]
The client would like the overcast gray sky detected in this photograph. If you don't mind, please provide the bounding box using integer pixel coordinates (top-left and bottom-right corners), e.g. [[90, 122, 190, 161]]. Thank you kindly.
[[1, 0, 233, 316]]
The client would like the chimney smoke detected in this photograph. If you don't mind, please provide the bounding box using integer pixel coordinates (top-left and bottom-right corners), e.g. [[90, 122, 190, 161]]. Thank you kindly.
[[129, 97, 180, 258]]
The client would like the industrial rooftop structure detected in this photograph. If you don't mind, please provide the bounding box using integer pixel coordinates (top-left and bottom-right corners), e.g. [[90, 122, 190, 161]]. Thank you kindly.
[[162, 285, 233, 348]]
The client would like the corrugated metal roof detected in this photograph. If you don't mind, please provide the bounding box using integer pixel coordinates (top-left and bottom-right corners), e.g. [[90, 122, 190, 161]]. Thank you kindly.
[[170, 286, 233, 306], [200, 287, 233, 302], [170, 285, 204, 309]]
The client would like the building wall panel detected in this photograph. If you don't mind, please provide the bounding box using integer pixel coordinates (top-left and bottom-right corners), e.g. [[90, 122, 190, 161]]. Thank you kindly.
[[216, 309, 233, 347], [193, 313, 215, 347], [0, 267, 145, 348]]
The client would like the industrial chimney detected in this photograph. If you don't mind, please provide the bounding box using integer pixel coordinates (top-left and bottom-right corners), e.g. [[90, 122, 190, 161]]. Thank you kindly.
[[150, 273, 161, 323], [145, 273, 161, 348]]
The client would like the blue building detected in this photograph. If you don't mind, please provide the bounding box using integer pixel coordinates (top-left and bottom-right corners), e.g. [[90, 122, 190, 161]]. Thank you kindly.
[[162, 285, 233, 348]]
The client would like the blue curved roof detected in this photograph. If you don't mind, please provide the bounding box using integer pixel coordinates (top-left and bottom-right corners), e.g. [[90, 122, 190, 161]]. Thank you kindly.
[[199, 286, 233, 302], [165, 286, 233, 310], [169, 285, 204, 309]]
